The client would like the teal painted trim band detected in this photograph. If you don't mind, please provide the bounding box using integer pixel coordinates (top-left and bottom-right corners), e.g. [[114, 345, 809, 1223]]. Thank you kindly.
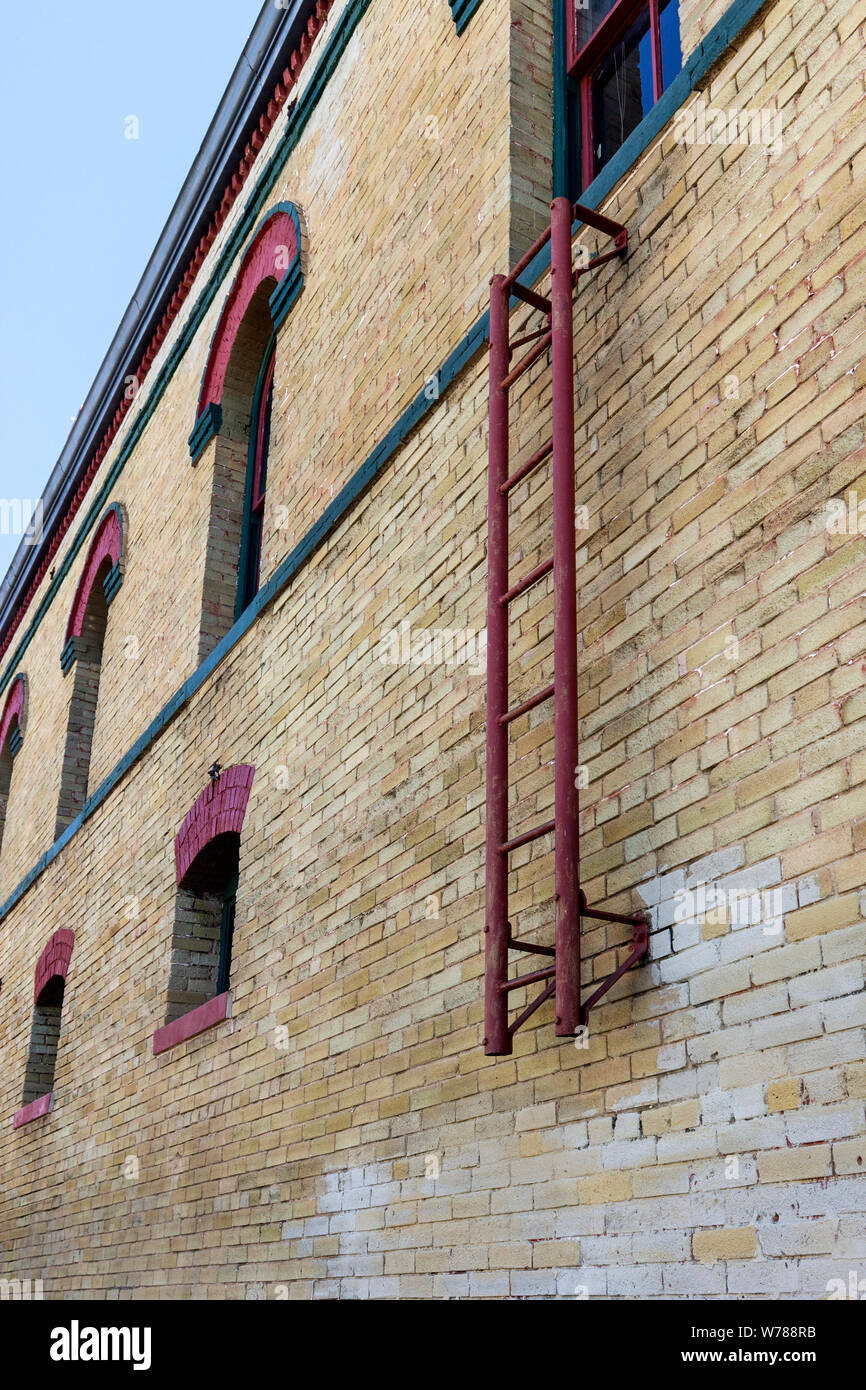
[[10, 726, 23, 758], [102, 563, 123, 606], [269, 258, 304, 330], [0, 315, 491, 928], [0, 0, 375, 706], [449, 0, 483, 35], [188, 403, 223, 463], [0, 0, 769, 926], [60, 638, 77, 675]]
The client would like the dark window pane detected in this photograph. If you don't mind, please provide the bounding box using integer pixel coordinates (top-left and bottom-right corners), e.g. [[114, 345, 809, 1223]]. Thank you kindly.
[[590, 4, 653, 177], [575, 0, 621, 51], [254, 377, 273, 509], [217, 879, 237, 996], [659, 0, 682, 90]]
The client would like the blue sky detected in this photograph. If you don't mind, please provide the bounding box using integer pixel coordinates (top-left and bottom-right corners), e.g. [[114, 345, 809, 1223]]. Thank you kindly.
[[0, 0, 264, 581]]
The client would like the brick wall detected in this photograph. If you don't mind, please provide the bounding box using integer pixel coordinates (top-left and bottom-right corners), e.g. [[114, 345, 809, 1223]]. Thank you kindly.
[[0, 0, 865, 1298]]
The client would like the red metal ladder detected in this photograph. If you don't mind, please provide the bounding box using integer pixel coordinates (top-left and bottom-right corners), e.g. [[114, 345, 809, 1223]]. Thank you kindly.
[[484, 195, 648, 1056]]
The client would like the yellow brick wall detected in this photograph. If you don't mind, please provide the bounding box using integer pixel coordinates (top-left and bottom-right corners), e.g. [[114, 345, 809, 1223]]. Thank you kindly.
[[0, 0, 511, 898], [1, 0, 865, 1299]]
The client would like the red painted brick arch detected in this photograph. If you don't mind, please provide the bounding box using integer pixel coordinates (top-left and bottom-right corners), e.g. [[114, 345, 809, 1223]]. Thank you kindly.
[[65, 507, 123, 642], [0, 673, 26, 751], [197, 210, 298, 416], [34, 928, 75, 1003], [174, 764, 255, 886]]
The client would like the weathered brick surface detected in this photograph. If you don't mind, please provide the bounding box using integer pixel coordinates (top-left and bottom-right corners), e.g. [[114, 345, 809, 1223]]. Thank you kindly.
[[0, 0, 864, 1300]]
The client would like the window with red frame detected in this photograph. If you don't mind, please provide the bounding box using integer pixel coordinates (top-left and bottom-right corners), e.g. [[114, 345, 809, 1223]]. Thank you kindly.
[[567, 0, 682, 192]]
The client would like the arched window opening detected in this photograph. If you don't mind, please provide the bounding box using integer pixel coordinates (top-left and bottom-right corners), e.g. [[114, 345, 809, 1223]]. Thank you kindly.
[[189, 203, 305, 663], [57, 506, 124, 840], [22, 975, 66, 1106], [196, 286, 277, 660], [0, 674, 26, 859], [14, 928, 74, 1127], [237, 340, 275, 615], [166, 831, 240, 1026], [57, 562, 110, 837], [153, 764, 254, 1055]]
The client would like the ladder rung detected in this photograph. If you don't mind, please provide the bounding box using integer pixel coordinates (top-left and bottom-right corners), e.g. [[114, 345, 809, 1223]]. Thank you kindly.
[[578, 888, 647, 927], [581, 906, 647, 926], [499, 556, 553, 606], [510, 282, 552, 315], [510, 325, 550, 352], [500, 683, 554, 725], [500, 437, 552, 495], [571, 201, 628, 241], [499, 818, 555, 854], [500, 964, 556, 993], [507, 934, 556, 958], [573, 245, 623, 286], [501, 330, 552, 390]]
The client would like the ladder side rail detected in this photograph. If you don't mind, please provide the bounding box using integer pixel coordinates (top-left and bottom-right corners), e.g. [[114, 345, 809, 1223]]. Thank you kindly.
[[484, 273, 512, 1056], [550, 196, 582, 1038]]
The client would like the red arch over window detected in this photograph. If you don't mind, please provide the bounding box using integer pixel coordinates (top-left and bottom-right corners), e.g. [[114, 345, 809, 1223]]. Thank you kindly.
[[197, 210, 299, 417], [174, 764, 256, 886], [34, 928, 75, 1003], [65, 506, 123, 643], [0, 674, 26, 752]]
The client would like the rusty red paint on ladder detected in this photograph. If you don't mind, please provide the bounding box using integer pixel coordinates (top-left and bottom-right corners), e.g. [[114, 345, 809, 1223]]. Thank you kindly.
[[484, 194, 644, 1056]]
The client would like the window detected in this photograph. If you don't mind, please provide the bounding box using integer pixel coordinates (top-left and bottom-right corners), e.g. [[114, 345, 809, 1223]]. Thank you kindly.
[[566, 0, 682, 192], [15, 929, 74, 1128], [0, 674, 26, 860], [188, 204, 304, 661], [57, 506, 124, 840], [237, 342, 275, 614], [166, 834, 239, 1025], [153, 764, 255, 1055]]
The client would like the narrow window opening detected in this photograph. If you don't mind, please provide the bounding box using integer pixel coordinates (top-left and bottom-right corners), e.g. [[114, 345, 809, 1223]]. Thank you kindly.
[[0, 717, 19, 858], [56, 559, 110, 838], [166, 832, 240, 1025], [198, 284, 277, 659], [237, 344, 275, 615], [22, 975, 65, 1106]]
